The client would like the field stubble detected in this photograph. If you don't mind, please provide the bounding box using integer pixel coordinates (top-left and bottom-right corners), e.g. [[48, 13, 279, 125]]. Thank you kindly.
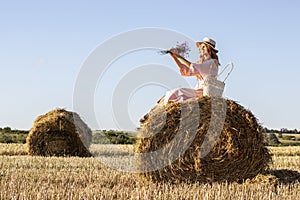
[[0, 144, 299, 199]]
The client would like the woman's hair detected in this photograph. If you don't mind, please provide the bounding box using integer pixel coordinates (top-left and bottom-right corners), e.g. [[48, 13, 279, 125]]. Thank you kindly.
[[199, 43, 220, 65]]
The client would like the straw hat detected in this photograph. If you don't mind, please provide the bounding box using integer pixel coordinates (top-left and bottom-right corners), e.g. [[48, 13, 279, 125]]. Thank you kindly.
[[196, 37, 218, 52]]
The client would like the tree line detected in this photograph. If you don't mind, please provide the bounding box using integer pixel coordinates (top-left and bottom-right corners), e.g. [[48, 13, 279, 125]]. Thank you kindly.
[[0, 127, 136, 144], [0, 127, 29, 143], [262, 127, 299, 134], [1, 126, 299, 144]]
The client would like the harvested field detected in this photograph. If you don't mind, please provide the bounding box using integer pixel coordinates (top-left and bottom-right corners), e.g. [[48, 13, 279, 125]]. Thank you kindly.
[[0, 144, 299, 199]]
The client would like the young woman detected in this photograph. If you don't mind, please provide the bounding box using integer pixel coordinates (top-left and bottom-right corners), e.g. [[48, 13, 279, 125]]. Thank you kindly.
[[140, 38, 220, 123], [158, 37, 220, 105]]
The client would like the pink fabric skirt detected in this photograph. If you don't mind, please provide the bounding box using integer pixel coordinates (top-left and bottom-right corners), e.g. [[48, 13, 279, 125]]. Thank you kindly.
[[157, 88, 203, 105]]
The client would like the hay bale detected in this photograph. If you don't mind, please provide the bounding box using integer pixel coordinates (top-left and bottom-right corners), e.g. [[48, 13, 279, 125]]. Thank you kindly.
[[263, 132, 281, 146], [135, 97, 271, 183], [27, 108, 92, 157]]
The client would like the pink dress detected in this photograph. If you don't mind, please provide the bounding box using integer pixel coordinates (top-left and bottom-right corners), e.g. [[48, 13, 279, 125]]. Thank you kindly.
[[162, 59, 219, 105]]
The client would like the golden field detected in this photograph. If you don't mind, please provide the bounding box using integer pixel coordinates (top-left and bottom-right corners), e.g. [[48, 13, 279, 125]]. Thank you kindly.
[[0, 144, 299, 200]]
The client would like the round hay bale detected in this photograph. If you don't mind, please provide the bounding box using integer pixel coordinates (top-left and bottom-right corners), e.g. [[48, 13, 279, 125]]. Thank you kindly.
[[135, 97, 271, 183], [27, 108, 92, 157], [263, 132, 280, 146]]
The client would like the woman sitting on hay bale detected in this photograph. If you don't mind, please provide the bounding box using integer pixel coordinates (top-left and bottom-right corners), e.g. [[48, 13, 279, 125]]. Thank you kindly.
[[137, 38, 271, 183], [158, 37, 220, 105], [140, 37, 221, 123]]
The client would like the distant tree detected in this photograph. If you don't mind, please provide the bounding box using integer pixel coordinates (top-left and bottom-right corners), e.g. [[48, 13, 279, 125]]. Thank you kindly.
[[92, 130, 136, 144], [3, 127, 11, 133], [281, 128, 288, 133], [293, 129, 298, 133]]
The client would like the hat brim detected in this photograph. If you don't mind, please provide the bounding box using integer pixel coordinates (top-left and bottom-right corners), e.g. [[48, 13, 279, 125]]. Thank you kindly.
[[196, 41, 218, 53]]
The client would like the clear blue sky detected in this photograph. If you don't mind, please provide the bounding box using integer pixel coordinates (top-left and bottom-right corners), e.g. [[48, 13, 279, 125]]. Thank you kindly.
[[1, 0, 300, 131]]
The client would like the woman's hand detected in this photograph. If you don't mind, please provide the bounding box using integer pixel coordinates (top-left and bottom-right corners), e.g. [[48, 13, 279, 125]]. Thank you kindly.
[[167, 48, 178, 55], [167, 48, 191, 69], [169, 49, 187, 61]]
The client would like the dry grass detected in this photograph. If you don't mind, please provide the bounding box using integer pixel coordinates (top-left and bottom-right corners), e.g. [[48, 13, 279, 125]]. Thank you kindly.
[[0, 143, 27, 156], [0, 144, 134, 157], [0, 144, 299, 199], [90, 144, 134, 156], [269, 146, 300, 156]]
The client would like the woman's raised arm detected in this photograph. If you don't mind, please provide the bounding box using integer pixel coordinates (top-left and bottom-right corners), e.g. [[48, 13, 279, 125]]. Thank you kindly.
[[169, 52, 190, 70]]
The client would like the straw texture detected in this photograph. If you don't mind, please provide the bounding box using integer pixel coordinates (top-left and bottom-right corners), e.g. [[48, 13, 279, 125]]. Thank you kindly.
[[136, 97, 271, 183], [27, 109, 92, 157]]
